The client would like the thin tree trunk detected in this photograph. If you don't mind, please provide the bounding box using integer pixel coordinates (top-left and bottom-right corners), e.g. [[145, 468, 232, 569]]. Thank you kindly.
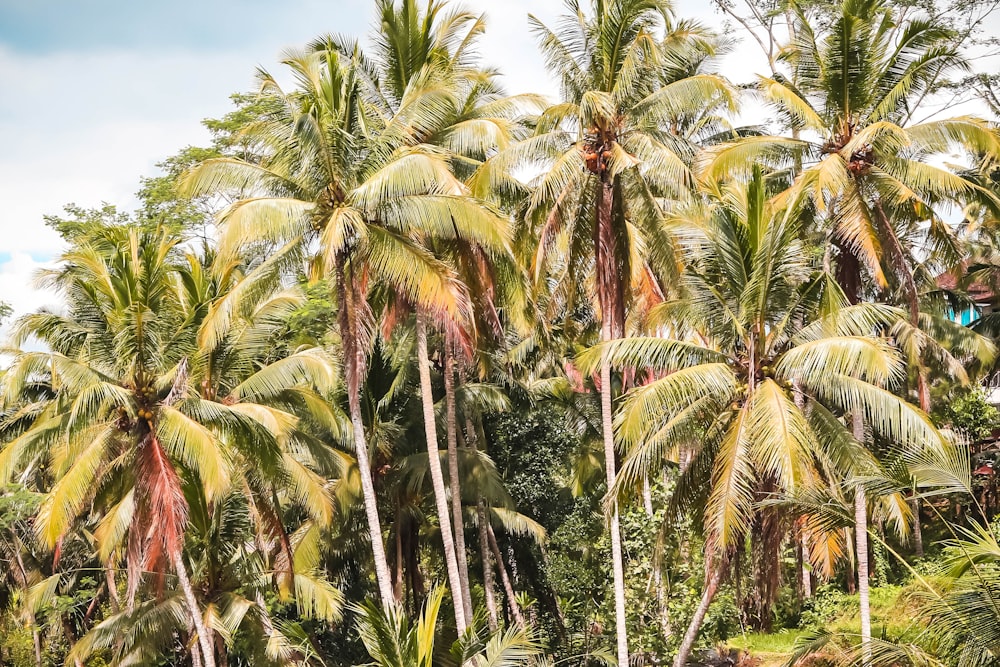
[[393, 504, 404, 602], [853, 414, 872, 664], [644, 475, 671, 641], [487, 520, 525, 629], [348, 371, 395, 605], [190, 615, 203, 667], [215, 632, 228, 667], [912, 373, 929, 558], [105, 567, 121, 613], [674, 562, 722, 667], [468, 416, 499, 632], [415, 310, 468, 633], [171, 549, 216, 667], [32, 628, 42, 667], [911, 497, 924, 557], [15, 547, 43, 667], [600, 319, 629, 667], [801, 530, 812, 599], [337, 260, 395, 607], [444, 338, 474, 621]]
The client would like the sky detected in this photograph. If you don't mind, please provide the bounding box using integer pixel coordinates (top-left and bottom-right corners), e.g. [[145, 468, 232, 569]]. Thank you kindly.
[[3, 0, 972, 325]]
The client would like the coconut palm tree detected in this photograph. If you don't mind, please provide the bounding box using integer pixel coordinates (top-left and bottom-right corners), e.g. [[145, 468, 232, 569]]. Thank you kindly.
[[325, 0, 539, 630], [479, 1, 737, 660], [0, 229, 351, 666], [704, 0, 1000, 652], [180, 43, 508, 614], [577, 167, 943, 667]]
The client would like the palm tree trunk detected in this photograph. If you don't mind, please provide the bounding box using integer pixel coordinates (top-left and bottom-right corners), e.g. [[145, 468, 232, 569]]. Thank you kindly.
[[912, 372, 930, 558], [15, 547, 43, 667], [337, 261, 395, 607], [801, 530, 812, 599], [348, 365, 395, 606], [105, 567, 121, 613], [674, 562, 722, 667], [32, 627, 42, 667], [192, 647, 203, 667], [415, 310, 468, 634], [393, 504, 404, 602], [600, 319, 629, 667], [487, 520, 525, 629], [444, 338, 474, 621], [853, 413, 872, 664], [911, 496, 924, 558], [468, 416, 499, 631], [644, 475, 671, 641], [171, 549, 216, 667]]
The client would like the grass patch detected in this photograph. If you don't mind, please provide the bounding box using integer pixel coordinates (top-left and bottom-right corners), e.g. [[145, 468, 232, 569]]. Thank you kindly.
[[726, 583, 931, 664], [728, 628, 807, 655]]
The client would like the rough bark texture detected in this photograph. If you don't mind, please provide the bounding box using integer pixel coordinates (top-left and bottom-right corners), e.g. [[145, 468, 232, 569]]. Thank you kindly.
[[674, 562, 722, 667], [444, 341, 474, 621], [853, 414, 872, 663], [172, 549, 216, 667], [415, 311, 468, 633], [601, 318, 630, 667]]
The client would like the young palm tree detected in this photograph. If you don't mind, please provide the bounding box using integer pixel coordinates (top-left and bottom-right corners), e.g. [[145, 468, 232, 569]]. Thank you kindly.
[[181, 44, 505, 611], [578, 168, 942, 667], [353, 586, 540, 667]]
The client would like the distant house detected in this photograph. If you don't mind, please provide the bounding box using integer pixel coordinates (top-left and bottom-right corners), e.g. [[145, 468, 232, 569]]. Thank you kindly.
[[936, 269, 1000, 325], [936, 269, 1000, 405]]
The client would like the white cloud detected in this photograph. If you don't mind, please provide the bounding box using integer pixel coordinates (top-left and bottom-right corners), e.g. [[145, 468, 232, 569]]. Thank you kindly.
[[0, 252, 60, 333]]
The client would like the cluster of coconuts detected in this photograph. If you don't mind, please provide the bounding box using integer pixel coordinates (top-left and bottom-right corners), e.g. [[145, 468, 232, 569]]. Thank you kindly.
[[583, 148, 613, 173], [137, 386, 157, 421]]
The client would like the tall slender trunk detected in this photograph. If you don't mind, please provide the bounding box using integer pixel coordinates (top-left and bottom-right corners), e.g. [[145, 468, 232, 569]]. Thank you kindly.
[[215, 632, 229, 667], [348, 366, 395, 605], [487, 520, 525, 629], [853, 414, 872, 664], [444, 339, 473, 621], [911, 496, 924, 558], [644, 475, 671, 641], [393, 504, 404, 602], [15, 548, 42, 667], [912, 373, 930, 558], [674, 562, 722, 667], [171, 549, 216, 667], [600, 318, 629, 667], [415, 310, 468, 633], [338, 260, 394, 606], [468, 416, 499, 631], [801, 530, 812, 599], [191, 636, 201, 667]]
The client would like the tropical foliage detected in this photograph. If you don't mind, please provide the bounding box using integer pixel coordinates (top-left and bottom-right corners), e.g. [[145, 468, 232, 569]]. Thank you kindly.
[[3, 0, 1000, 666]]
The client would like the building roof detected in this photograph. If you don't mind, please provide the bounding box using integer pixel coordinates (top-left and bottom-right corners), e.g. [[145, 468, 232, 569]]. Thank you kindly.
[[935, 267, 998, 303]]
